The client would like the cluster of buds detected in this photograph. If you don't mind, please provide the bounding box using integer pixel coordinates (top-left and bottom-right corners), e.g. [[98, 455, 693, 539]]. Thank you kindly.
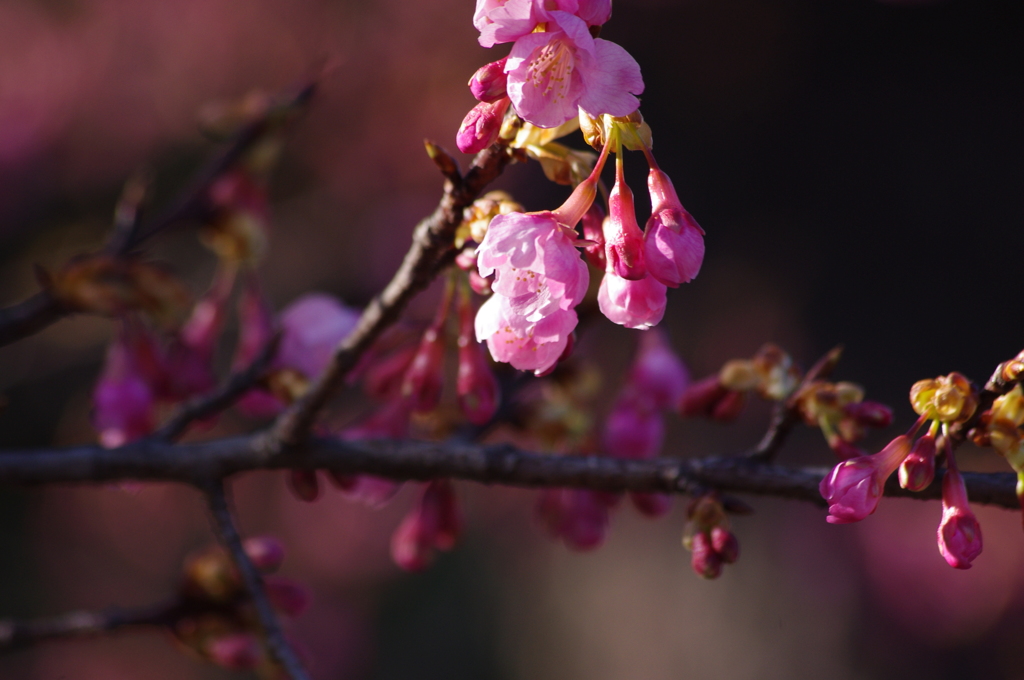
[[794, 380, 893, 460], [680, 344, 801, 422], [820, 371, 983, 569], [603, 330, 690, 517], [682, 494, 740, 579], [971, 349, 1024, 520], [173, 536, 308, 672]]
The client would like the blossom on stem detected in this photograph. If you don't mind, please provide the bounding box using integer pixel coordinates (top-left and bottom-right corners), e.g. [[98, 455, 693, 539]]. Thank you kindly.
[[937, 458, 983, 569], [597, 272, 667, 330], [643, 168, 705, 287], [390, 480, 463, 572], [603, 161, 646, 281], [503, 11, 643, 128], [537, 487, 614, 550], [819, 434, 913, 524], [401, 326, 447, 413], [457, 290, 501, 425], [629, 329, 690, 410], [457, 97, 511, 154], [469, 57, 510, 102], [898, 432, 937, 492], [277, 293, 360, 381], [93, 324, 157, 448]]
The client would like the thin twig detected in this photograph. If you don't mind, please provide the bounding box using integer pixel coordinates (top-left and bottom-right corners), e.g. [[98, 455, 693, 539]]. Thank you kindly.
[[0, 602, 179, 653], [0, 434, 1017, 509], [270, 141, 514, 449], [0, 81, 315, 350], [203, 480, 311, 680], [748, 345, 844, 462], [153, 334, 281, 442]]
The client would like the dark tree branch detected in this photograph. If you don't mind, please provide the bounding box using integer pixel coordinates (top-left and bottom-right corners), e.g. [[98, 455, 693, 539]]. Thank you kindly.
[[748, 345, 844, 462], [0, 80, 315, 350], [271, 141, 515, 448], [0, 433, 1017, 509], [153, 334, 281, 442], [203, 480, 311, 680], [0, 602, 180, 653]]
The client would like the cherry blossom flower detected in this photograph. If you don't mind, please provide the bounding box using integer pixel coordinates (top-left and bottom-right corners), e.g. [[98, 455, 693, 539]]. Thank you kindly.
[[504, 10, 644, 128], [937, 453, 983, 569], [597, 272, 667, 330]]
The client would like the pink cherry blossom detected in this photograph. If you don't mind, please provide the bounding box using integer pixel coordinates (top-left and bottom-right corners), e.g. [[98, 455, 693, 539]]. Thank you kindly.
[[604, 401, 663, 460], [474, 0, 541, 48], [597, 272, 667, 330], [604, 162, 646, 280], [643, 168, 705, 288], [630, 329, 690, 410], [457, 295, 501, 425], [390, 480, 463, 572], [820, 435, 912, 524], [937, 464, 983, 569], [475, 210, 588, 374], [93, 326, 156, 448], [277, 293, 361, 380], [504, 10, 643, 128], [536, 487, 613, 551]]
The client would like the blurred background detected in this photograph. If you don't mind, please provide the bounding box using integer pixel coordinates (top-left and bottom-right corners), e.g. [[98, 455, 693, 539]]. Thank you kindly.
[[1, 0, 1023, 678]]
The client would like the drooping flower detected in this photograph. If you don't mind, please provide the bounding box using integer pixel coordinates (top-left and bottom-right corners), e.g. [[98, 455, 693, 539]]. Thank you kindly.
[[457, 289, 501, 425], [819, 434, 912, 524], [643, 168, 705, 288], [277, 293, 361, 380], [390, 480, 463, 571], [597, 272, 667, 330], [504, 11, 644, 128], [537, 487, 614, 550], [629, 329, 690, 411], [937, 457, 982, 569], [603, 159, 646, 281], [475, 210, 589, 374], [93, 324, 157, 448], [473, 0, 612, 49]]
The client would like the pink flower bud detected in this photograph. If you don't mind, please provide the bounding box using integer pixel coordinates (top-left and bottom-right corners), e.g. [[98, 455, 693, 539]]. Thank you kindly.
[[363, 344, 418, 400], [334, 475, 401, 509], [456, 97, 511, 154], [468, 270, 492, 296], [844, 400, 894, 429], [278, 293, 360, 380], [604, 401, 664, 460], [234, 276, 283, 418], [710, 526, 739, 564], [711, 389, 747, 422], [829, 437, 866, 461], [581, 201, 607, 270], [937, 465, 982, 569], [678, 375, 729, 418], [643, 168, 704, 287], [898, 434, 936, 491], [206, 633, 263, 670], [597, 273, 667, 330], [390, 480, 462, 571], [457, 298, 500, 425], [287, 470, 320, 503], [93, 326, 157, 448], [537, 488, 610, 551], [819, 435, 912, 524], [469, 57, 509, 102], [630, 330, 690, 410], [401, 326, 446, 413], [603, 169, 646, 280], [690, 531, 723, 579], [265, 577, 310, 617], [242, 536, 285, 573], [630, 492, 673, 517]]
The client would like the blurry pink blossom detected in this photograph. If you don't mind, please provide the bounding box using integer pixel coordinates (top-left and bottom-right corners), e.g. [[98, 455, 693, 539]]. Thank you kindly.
[[390, 480, 463, 571], [92, 325, 157, 448], [277, 293, 361, 380], [537, 487, 614, 550]]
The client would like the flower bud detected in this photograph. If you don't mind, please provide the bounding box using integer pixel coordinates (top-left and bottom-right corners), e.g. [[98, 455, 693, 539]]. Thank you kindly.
[[630, 492, 673, 518], [457, 98, 511, 154], [287, 470, 320, 503], [820, 435, 912, 523], [710, 526, 740, 564], [643, 169, 705, 287], [690, 531, 723, 579], [205, 633, 263, 670], [469, 57, 509, 102], [537, 488, 610, 551], [401, 326, 446, 413], [898, 434, 936, 491], [390, 480, 462, 571], [363, 344, 418, 400], [843, 400, 894, 429], [937, 465, 983, 569], [93, 328, 157, 448], [457, 330, 500, 427], [678, 375, 729, 417], [265, 577, 311, 617], [242, 536, 285, 573], [603, 172, 646, 280], [581, 201, 607, 270]]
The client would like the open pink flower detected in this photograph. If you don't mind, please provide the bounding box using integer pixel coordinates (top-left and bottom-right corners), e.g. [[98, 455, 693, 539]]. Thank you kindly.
[[476, 210, 588, 374], [474, 0, 612, 48], [820, 435, 912, 524], [644, 168, 705, 288], [597, 272, 667, 330], [504, 11, 643, 128]]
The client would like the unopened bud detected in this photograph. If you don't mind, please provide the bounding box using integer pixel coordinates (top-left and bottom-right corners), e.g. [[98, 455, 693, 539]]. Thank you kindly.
[[264, 577, 310, 617], [844, 400, 894, 429], [898, 434, 937, 491], [690, 531, 723, 579], [457, 98, 511, 154], [206, 633, 263, 670], [469, 58, 510, 102], [242, 536, 285, 573], [603, 171, 646, 280], [401, 326, 446, 413], [710, 526, 739, 564], [287, 470, 320, 503]]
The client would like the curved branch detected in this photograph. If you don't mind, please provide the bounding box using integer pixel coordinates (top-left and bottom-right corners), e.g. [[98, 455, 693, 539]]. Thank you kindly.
[[204, 481, 311, 680], [0, 603, 179, 653], [0, 434, 1016, 509], [271, 141, 514, 448]]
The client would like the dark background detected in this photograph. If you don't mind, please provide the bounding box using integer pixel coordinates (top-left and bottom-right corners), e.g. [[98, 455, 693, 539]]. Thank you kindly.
[[1, 0, 1023, 678]]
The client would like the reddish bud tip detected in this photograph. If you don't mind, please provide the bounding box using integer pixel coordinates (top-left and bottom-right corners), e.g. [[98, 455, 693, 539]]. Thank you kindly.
[[243, 536, 285, 573], [206, 633, 263, 670], [287, 470, 321, 503]]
